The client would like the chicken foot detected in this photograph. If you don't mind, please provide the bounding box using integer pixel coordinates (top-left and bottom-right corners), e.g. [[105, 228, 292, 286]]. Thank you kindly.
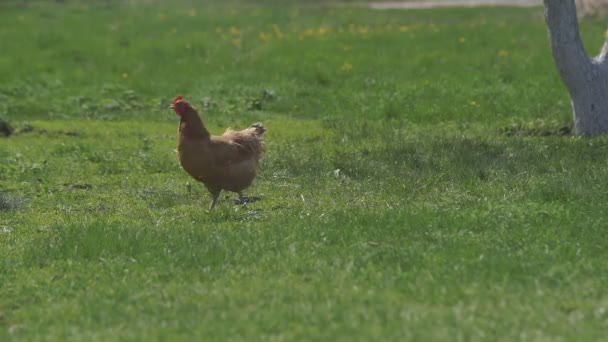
[[209, 191, 257, 209], [229, 192, 248, 205], [233, 193, 261, 205], [230, 192, 247, 206]]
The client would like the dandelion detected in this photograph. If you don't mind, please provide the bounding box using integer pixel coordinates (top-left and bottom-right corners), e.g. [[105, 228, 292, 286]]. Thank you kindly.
[[122, 73, 129, 79], [158, 13, 167, 21], [259, 32, 271, 42], [358, 26, 369, 35], [231, 37, 241, 46], [498, 50, 509, 58], [272, 24, 284, 38], [299, 28, 315, 40], [340, 62, 353, 72], [398, 25, 410, 32], [317, 25, 329, 36], [458, 37, 466, 43], [469, 100, 479, 107], [230, 26, 240, 35], [188, 9, 197, 17], [430, 24, 440, 33]]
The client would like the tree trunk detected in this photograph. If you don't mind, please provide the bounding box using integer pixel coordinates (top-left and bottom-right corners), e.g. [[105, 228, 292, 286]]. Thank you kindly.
[[544, 0, 608, 136]]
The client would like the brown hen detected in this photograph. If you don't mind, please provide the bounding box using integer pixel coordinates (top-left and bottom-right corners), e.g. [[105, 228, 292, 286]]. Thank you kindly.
[[170, 95, 265, 209]]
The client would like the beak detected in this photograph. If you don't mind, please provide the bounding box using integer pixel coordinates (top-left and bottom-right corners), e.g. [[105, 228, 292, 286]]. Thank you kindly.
[[169, 104, 175, 109]]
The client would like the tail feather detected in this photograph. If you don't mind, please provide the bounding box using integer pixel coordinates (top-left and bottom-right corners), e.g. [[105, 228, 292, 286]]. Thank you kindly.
[[250, 122, 265, 136], [222, 122, 265, 159]]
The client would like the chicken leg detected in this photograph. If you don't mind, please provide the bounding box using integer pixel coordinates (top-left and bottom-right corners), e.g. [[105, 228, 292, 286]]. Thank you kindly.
[[209, 191, 220, 210]]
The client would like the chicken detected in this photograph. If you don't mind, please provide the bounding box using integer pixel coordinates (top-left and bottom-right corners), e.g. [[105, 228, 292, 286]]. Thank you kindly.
[[169, 95, 265, 209]]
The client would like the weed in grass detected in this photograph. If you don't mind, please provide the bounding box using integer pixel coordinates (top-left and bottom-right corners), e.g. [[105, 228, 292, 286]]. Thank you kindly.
[[0, 193, 23, 212]]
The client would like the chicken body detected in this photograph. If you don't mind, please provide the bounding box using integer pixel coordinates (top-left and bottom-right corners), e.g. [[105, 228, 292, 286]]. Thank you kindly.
[[171, 96, 265, 209]]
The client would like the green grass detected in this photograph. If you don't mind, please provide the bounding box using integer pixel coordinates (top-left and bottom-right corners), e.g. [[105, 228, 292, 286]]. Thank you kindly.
[[2, 1, 608, 340]]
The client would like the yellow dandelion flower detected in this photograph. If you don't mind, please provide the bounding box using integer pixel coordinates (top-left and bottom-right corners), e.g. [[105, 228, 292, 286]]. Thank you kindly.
[[498, 50, 509, 58], [430, 24, 440, 32], [299, 28, 315, 40], [231, 37, 241, 46], [259, 32, 271, 42], [188, 9, 197, 17], [358, 26, 369, 34], [230, 26, 240, 35], [272, 24, 284, 38], [158, 13, 167, 21], [318, 25, 329, 36], [398, 25, 410, 32], [458, 37, 466, 43], [122, 73, 129, 79], [340, 62, 353, 71], [469, 100, 479, 107]]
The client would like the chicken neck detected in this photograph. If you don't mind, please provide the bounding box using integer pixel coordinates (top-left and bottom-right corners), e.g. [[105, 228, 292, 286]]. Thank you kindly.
[[179, 108, 210, 141]]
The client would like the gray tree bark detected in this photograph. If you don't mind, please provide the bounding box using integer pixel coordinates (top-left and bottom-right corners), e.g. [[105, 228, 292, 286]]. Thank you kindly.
[[544, 0, 608, 135]]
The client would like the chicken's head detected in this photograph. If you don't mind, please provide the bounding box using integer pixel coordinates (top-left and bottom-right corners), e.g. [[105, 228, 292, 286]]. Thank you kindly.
[[169, 95, 190, 116]]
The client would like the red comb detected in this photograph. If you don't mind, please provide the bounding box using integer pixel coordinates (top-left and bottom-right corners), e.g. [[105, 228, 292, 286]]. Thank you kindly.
[[171, 95, 184, 105]]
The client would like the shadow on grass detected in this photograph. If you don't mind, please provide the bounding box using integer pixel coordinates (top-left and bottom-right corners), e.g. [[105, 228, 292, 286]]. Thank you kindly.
[[136, 188, 263, 210], [270, 134, 510, 183], [498, 120, 572, 137]]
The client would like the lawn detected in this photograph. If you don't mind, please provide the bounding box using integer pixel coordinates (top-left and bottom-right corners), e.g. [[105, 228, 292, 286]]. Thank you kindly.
[[1, 1, 608, 340]]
